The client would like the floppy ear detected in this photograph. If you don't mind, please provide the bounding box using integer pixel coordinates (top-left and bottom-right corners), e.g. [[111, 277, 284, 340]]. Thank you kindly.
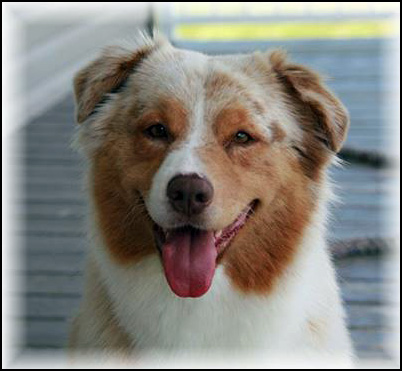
[[269, 51, 349, 153], [73, 43, 155, 123]]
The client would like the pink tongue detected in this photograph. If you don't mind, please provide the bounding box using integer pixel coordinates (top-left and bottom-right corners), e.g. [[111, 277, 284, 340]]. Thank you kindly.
[[162, 229, 217, 298]]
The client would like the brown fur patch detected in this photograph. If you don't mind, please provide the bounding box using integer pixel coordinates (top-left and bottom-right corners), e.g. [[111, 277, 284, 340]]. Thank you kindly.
[[74, 45, 155, 123], [269, 50, 349, 154], [91, 97, 190, 264], [91, 148, 156, 263], [267, 50, 349, 180], [221, 149, 315, 294]]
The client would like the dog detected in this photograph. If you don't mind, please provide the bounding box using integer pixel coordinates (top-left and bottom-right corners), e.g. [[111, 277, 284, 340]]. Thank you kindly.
[[69, 32, 353, 367]]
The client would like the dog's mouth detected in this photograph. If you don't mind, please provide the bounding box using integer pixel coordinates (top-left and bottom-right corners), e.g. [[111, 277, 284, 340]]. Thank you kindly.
[[153, 200, 258, 298]]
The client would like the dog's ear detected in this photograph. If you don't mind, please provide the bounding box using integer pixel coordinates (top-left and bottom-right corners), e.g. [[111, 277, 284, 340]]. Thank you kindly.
[[74, 43, 155, 123], [269, 50, 349, 153]]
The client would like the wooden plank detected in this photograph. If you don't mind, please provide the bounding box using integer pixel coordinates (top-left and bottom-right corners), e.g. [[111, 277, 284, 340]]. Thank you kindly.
[[341, 182, 393, 193], [28, 112, 76, 125], [344, 140, 385, 153], [24, 319, 70, 348], [24, 187, 85, 201], [20, 219, 85, 236], [329, 219, 388, 230], [346, 304, 389, 329], [23, 274, 84, 296], [24, 296, 81, 318], [336, 256, 386, 282], [337, 193, 390, 208], [348, 106, 391, 120], [341, 281, 390, 305], [22, 235, 87, 254], [22, 194, 85, 205], [21, 203, 86, 220], [22, 131, 73, 143], [348, 128, 387, 137], [20, 175, 85, 187], [329, 228, 388, 242], [326, 78, 383, 92], [331, 208, 383, 223], [332, 205, 387, 214], [25, 124, 76, 135], [28, 110, 76, 122], [22, 153, 80, 163], [25, 165, 84, 180], [25, 253, 85, 274], [350, 329, 391, 353], [25, 182, 85, 195], [331, 164, 391, 177], [24, 142, 78, 153], [23, 158, 81, 167]]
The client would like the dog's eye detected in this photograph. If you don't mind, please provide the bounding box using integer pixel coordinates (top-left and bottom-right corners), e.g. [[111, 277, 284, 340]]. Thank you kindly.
[[233, 131, 254, 145], [145, 124, 169, 140]]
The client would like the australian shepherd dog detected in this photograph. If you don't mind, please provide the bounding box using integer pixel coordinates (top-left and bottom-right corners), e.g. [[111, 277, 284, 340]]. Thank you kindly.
[[69, 33, 353, 367]]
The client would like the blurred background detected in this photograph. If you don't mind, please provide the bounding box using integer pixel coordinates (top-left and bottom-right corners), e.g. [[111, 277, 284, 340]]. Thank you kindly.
[[3, 2, 400, 366]]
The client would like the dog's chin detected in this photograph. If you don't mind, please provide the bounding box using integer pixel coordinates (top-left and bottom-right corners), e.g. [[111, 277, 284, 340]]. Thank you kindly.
[[149, 200, 258, 299]]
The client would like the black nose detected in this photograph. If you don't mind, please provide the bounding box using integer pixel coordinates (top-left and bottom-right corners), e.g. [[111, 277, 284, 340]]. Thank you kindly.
[[167, 174, 214, 217]]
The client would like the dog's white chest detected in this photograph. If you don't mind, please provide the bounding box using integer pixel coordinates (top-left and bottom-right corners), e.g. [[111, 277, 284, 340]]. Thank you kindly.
[[97, 254, 303, 350]]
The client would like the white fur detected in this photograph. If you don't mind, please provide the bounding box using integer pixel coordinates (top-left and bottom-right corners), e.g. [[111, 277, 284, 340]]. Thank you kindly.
[[89, 178, 353, 366], [145, 81, 211, 229]]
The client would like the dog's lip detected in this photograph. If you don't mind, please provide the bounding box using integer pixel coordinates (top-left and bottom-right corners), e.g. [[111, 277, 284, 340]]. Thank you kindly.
[[153, 200, 258, 255]]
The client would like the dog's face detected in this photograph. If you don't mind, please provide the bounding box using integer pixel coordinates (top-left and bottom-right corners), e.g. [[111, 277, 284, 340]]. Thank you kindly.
[[74, 35, 349, 298]]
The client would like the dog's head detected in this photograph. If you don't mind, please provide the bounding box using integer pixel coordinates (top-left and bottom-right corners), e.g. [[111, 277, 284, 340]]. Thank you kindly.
[[74, 34, 349, 298]]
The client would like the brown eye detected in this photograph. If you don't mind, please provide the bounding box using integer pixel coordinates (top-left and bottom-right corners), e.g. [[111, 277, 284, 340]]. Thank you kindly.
[[233, 131, 254, 144], [145, 123, 169, 140]]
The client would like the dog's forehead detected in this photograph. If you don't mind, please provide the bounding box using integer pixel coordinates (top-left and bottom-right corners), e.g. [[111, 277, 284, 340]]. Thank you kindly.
[[132, 47, 255, 105], [131, 49, 271, 128], [137, 47, 208, 90], [124, 46, 299, 141]]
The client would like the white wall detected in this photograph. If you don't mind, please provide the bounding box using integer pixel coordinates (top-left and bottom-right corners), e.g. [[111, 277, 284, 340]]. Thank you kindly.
[[8, 3, 151, 122]]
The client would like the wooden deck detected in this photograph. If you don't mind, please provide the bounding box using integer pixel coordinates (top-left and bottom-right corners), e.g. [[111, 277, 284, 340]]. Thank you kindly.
[[16, 35, 398, 362]]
